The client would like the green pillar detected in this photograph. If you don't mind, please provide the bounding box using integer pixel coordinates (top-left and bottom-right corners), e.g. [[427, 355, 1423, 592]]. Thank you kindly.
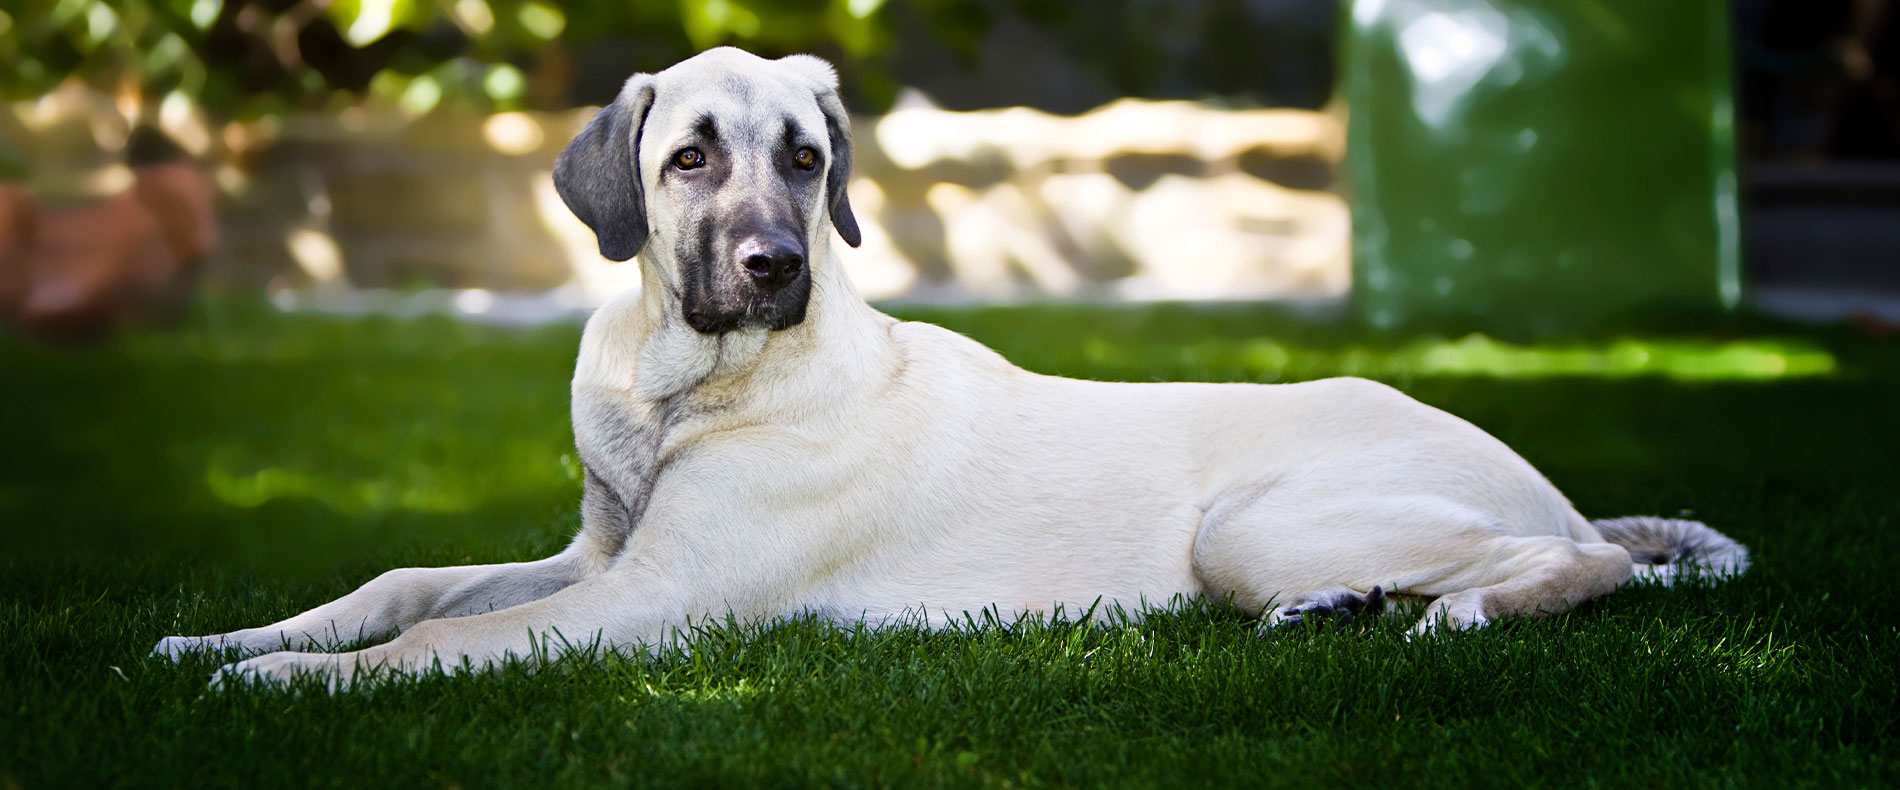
[[1344, 0, 1742, 331]]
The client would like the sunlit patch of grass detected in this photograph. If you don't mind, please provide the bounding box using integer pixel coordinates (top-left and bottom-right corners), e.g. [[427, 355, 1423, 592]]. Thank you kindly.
[[1081, 333, 1835, 382], [1408, 335, 1835, 380], [204, 464, 477, 514]]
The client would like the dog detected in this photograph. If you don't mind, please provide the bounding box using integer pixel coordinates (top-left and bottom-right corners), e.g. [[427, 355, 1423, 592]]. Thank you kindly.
[[155, 48, 1749, 687]]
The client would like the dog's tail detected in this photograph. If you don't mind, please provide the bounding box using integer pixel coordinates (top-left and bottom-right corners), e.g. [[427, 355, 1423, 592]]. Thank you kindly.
[[1592, 516, 1750, 585]]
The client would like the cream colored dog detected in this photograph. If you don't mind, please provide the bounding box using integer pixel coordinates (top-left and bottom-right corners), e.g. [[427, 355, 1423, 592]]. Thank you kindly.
[[156, 48, 1748, 687]]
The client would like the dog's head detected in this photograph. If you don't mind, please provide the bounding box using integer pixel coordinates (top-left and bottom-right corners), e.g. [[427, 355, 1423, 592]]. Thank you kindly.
[[554, 48, 861, 334]]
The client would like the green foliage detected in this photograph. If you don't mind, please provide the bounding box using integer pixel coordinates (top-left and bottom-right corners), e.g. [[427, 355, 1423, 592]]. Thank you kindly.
[[0, 1, 1339, 118], [1, 0, 204, 100], [0, 0, 894, 117], [2, 302, 1895, 787]]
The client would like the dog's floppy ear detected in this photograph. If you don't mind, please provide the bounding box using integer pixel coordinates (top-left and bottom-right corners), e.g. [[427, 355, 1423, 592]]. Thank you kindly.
[[554, 75, 656, 262], [778, 54, 861, 248], [817, 91, 862, 248]]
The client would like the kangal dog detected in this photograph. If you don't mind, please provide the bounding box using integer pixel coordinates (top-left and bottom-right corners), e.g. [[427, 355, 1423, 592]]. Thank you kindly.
[[156, 48, 1749, 687]]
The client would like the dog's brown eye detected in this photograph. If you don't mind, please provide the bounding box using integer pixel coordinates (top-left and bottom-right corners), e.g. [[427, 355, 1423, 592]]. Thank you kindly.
[[792, 147, 817, 171], [674, 148, 705, 170]]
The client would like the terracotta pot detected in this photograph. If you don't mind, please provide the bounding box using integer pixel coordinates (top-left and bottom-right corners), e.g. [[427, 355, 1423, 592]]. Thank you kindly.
[[10, 161, 218, 338], [0, 185, 39, 322]]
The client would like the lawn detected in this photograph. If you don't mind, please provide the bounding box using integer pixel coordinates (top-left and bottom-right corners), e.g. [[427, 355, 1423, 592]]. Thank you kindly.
[[2, 301, 1894, 788]]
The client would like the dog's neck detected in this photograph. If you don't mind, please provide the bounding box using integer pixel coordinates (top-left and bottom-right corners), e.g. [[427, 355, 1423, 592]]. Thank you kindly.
[[611, 238, 897, 413]]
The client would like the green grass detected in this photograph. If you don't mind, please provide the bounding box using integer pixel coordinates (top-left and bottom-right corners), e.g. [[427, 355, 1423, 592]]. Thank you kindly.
[[3, 301, 1895, 788]]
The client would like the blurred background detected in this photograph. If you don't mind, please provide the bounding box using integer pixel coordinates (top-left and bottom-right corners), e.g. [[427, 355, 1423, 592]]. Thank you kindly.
[[6, 8, 1900, 780], [3, 0, 1895, 337]]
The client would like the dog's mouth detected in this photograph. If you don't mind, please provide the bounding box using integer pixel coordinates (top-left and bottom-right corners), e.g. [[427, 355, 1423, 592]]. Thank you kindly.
[[681, 289, 809, 334]]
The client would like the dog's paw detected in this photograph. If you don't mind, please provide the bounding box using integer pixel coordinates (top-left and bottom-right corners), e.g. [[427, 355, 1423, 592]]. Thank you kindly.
[[152, 635, 226, 662], [1266, 585, 1386, 628], [210, 652, 347, 691], [1408, 591, 1490, 635]]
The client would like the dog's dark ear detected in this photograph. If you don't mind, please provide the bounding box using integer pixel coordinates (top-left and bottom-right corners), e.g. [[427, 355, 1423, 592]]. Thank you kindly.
[[816, 91, 861, 248], [554, 75, 655, 262], [778, 54, 860, 248]]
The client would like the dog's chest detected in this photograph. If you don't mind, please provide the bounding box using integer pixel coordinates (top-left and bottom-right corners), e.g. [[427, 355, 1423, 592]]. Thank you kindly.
[[569, 389, 691, 553]]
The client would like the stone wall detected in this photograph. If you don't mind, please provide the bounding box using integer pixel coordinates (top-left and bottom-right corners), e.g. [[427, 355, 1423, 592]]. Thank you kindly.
[[5, 86, 1348, 305]]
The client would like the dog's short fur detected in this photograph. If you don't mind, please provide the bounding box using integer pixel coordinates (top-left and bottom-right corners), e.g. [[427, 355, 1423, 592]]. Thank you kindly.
[[156, 48, 1749, 687]]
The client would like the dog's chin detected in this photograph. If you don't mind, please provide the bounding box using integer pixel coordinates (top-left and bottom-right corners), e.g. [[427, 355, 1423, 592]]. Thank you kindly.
[[682, 302, 807, 334], [680, 274, 812, 335]]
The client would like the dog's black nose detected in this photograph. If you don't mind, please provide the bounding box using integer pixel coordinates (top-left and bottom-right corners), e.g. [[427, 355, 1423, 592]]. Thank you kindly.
[[740, 242, 805, 292]]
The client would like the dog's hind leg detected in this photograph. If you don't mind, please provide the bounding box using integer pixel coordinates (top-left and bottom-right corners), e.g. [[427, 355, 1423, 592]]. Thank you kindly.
[[1193, 491, 1631, 633], [153, 550, 599, 660], [1194, 491, 1490, 618], [1409, 536, 1631, 633]]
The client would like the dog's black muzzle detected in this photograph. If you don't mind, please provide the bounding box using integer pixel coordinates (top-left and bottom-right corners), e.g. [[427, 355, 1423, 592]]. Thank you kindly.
[[680, 216, 811, 334]]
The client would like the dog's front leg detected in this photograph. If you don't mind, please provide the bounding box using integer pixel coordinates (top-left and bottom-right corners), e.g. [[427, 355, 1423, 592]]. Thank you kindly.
[[154, 551, 598, 660], [209, 558, 690, 689]]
